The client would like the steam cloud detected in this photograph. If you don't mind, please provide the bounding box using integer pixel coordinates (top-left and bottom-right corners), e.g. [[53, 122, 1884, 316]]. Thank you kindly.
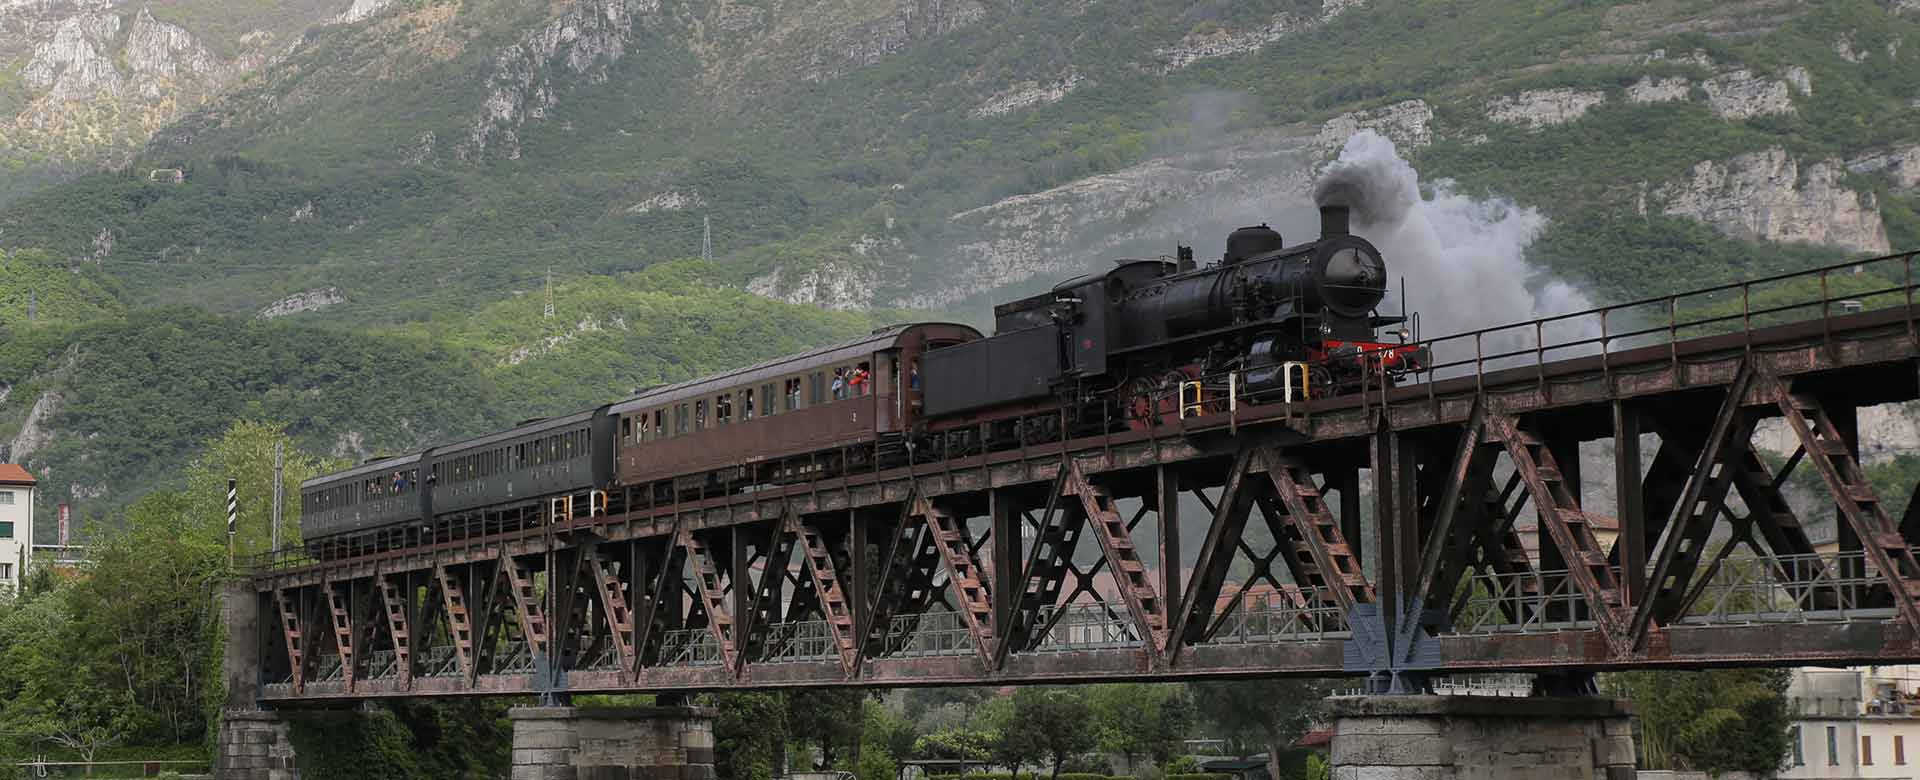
[[1313, 131, 1595, 367]]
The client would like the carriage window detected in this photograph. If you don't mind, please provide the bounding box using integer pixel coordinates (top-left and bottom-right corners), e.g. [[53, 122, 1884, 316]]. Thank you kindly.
[[761, 383, 776, 415], [716, 393, 733, 425], [622, 417, 632, 440], [695, 400, 708, 429], [676, 404, 689, 434], [809, 373, 825, 405], [743, 388, 756, 420], [655, 409, 667, 438]]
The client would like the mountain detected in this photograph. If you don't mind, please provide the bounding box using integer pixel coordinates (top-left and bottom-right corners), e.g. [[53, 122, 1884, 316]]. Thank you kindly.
[[4, 0, 1920, 531], [0, 0, 353, 204]]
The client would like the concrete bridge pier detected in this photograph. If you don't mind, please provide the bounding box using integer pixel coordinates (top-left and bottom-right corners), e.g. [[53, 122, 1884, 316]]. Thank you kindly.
[[217, 710, 300, 780], [509, 705, 717, 780], [1327, 695, 1635, 780]]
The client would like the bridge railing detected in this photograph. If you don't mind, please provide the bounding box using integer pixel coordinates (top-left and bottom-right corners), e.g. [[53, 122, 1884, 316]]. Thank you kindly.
[[881, 610, 975, 658], [757, 619, 841, 664], [1199, 591, 1351, 645], [1030, 602, 1144, 652], [658, 628, 724, 667]]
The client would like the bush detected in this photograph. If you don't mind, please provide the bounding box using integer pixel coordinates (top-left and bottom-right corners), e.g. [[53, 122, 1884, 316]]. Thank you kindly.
[[856, 747, 898, 780]]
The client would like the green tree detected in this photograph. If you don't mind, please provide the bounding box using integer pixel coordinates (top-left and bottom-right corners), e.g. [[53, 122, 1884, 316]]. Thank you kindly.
[[64, 489, 226, 745], [180, 420, 345, 560], [855, 745, 897, 780], [995, 688, 1096, 780], [864, 699, 919, 765], [1189, 680, 1330, 780], [710, 692, 788, 780], [788, 688, 867, 769], [1609, 670, 1792, 774], [0, 587, 129, 762], [1090, 683, 1195, 773]]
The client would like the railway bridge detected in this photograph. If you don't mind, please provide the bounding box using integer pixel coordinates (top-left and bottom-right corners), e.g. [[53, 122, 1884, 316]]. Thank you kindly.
[[223, 252, 1920, 780]]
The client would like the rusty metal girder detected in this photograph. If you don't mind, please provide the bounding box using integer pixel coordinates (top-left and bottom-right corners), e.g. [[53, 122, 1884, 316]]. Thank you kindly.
[[1168, 448, 1257, 660], [1488, 413, 1628, 653], [433, 565, 475, 683], [1259, 449, 1375, 612], [681, 528, 740, 672], [377, 573, 413, 686], [1065, 463, 1167, 661], [787, 511, 859, 675], [1769, 375, 1920, 637], [497, 551, 549, 662], [912, 495, 995, 667], [584, 549, 635, 676]]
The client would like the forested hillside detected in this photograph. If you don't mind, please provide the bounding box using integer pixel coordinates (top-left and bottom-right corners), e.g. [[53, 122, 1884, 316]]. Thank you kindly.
[[5, 0, 1920, 529]]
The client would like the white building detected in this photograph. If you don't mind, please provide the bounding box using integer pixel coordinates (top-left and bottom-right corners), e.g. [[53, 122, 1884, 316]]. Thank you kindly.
[[0, 465, 34, 594], [1783, 666, 1920, 779]]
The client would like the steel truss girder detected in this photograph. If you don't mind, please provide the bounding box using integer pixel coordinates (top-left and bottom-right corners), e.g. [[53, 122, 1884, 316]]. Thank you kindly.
[[998, 476, 1078, 659], [1257, 448, 1374, 612], [1065, 462, 1168, 660], [681, 528, 740, 672], [1168, 449, 1258, 660], [1487, 413, 1629, 653], [582, 547, 636, 676], [377, 573, 413, 687], [912, 494, 995, 667], [1767, 374, 1920, 636], [787, 510, 860, 675]]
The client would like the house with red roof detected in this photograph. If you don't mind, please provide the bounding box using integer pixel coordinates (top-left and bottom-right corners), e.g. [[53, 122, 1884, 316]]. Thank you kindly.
[[0, 464, 35, 593]]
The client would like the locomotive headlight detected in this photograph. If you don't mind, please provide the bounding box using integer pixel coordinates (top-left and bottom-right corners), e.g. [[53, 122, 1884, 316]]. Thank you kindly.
[[1397, 328, 1410, 343]]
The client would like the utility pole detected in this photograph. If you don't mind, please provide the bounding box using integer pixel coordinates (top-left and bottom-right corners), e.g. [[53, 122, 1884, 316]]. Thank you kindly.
[[702, 215, 712, 262], [543, 267, 555, 319], [271, 441, 284, 553]]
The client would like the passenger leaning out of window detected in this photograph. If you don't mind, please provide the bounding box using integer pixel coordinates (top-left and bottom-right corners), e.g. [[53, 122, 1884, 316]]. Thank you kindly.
[[850, 363, 870, 396]]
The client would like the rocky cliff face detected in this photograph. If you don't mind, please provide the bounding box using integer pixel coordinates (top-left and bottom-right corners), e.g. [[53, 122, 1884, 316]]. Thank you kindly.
[[1485, 88, 1607, 130], [457, 0, 663, 161], [257, 287, 346, 318], [0, 0, 342, 166], [1655, 148, 1892, 255]]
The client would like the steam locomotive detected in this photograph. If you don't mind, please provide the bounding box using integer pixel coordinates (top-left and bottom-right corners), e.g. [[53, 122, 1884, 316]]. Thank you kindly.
[[922, 203, 1422, 433], [299, 204, 1423, 553]]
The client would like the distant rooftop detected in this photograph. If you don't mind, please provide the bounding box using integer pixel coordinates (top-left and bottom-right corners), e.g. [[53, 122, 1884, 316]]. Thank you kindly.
[[0, 464, 35, 485]]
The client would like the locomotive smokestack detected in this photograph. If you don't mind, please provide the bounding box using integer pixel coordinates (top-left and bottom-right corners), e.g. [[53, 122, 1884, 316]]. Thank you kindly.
[[1320, 204, 1351, 239]]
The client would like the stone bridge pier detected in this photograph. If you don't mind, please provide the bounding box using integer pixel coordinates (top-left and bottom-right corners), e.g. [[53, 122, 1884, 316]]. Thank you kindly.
[[1327, 694, 1635, 780], [509, 705, 717, 780]]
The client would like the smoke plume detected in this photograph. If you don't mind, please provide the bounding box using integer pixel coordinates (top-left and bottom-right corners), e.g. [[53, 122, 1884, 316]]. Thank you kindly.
[[1313, 131, 1595, 368]]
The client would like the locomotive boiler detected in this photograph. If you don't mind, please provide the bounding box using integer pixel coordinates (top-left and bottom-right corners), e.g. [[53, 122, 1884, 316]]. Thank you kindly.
[[920, 204, 1423, 427]]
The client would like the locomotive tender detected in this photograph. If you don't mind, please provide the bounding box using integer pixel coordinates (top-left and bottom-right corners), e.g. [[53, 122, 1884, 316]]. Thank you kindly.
[[300, 205, 1421, 555]]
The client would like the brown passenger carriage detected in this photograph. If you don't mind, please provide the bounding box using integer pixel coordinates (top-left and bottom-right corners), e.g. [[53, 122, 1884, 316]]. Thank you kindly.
[[609, 323, 980, 503]]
